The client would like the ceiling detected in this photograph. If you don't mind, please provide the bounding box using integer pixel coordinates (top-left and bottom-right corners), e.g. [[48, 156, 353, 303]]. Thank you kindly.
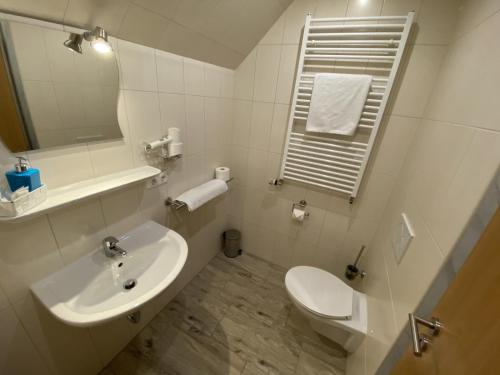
[[0, 0, 292, 68]]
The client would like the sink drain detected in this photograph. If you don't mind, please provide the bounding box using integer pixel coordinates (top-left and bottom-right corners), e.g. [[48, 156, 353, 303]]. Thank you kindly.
[[123, 279, 137, 290]]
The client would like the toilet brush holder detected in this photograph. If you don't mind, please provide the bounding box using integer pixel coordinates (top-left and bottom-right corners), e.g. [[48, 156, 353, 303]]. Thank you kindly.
[[345, 245, 367, 280]]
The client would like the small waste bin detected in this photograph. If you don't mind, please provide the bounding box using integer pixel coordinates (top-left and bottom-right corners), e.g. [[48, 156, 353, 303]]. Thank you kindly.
[[223, 229, 242, 258]]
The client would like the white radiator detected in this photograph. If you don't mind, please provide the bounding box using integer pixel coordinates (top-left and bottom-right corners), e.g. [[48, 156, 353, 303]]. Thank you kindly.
[[277, 12, 415, 203]]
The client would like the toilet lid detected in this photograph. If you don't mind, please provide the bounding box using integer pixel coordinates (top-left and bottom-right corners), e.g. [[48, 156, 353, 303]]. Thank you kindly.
[[285, 266, 353, 319]]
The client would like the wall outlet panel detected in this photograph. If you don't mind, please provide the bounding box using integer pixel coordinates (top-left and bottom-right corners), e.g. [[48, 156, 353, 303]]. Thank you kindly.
[[146, 171, 167, 189], [392, 213, 415, 264]]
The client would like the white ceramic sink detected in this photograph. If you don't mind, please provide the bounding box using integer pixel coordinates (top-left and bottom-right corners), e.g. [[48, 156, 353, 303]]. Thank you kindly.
[[31, 221, 188, 327]]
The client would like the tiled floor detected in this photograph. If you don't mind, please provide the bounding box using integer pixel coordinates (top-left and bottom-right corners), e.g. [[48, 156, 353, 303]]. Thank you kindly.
[[102, 253, 347, 375]]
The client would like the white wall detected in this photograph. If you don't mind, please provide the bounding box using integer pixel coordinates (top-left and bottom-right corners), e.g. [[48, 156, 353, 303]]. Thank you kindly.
[[228, 0, 458, 284], [0, 18, 234, 375], [350, 1, 500, 374]]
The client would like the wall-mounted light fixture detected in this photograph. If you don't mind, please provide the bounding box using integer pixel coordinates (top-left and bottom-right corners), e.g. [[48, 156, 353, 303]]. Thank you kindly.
[[63, 26, 112, 54], [63, 33, 83, 54], [84, 26, 112, 53]]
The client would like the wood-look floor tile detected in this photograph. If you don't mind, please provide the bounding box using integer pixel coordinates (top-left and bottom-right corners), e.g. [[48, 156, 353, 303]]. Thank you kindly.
[[218, 252, 271, 279], [295, 351, 345, 375], [241, 362, 267, 375], [109, 252, 347, 375]]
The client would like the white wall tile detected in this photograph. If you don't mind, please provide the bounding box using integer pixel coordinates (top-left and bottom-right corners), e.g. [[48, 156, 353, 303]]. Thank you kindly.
[[246, 149, 269, 190], [183, 58, 205, 96], [118, 40, 158, 91], [403, 120, 474, 222], [28, 144, 94, 188], [426, 129, 500, 255], [346, 0, 383, 17], [100, 185, 143, 236], [381, 0, 421, 16], [371, 116, 420, 176], [139, 183, 169, 225], [249, 102, 274, 151], [156, 50, 185, 94], [315, 0, 348, 18], [269, 104, 290, 153], [185, 95, 206, 155], [0, 217, 63, 304], [234, 50, 256, 100], [275, 45, 299, 105], [220, 69, 235, 98], [252, 45, 281, 102], [88, 92, 134, 177], [0, 306, 51, 375], [282, 0, 316, 44], [232, 100, 253, 147], [123, 90, 162, 165], [229, 145, 249, 187], [391, 45, 447, 118], [48, 199, 108, 264], [415, 0, 459, 45], [426, 11, 500, 132], [204, 64, 222, 97], [159, 93, 187, 138], [206, 97, 232, 150], [455, 0, 500, 37], [13, 295, 102, 375]]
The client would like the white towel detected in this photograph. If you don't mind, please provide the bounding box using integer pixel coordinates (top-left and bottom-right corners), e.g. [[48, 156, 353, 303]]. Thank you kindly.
[[306, 73, 372, 136], [176, 179, 228, 212]]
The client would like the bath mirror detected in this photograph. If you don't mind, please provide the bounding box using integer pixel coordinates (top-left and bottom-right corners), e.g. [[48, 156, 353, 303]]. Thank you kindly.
[[0, 19, 122, 152]]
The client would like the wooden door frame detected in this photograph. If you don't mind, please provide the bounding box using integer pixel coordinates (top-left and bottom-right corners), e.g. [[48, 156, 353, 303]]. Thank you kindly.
[[376, 168, 500, 375]]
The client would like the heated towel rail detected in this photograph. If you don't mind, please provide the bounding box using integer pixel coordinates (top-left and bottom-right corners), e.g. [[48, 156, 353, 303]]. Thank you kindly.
[[276, 12, 414, 203]]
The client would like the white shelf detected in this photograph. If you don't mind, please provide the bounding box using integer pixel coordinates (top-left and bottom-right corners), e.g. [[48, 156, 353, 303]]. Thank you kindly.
[[0, 166, 161, 223]]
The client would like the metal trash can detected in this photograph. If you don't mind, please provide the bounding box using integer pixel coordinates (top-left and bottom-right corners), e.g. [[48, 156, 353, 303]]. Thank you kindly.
[[223, 229, 242, 258]]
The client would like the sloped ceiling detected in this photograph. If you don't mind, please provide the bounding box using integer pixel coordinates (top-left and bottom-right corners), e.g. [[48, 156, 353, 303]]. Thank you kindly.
[[0, 0, 292, 68]]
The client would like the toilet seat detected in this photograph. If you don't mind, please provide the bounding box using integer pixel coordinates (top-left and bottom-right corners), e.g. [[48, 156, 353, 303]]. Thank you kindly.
[[285, 266, 354, 320]]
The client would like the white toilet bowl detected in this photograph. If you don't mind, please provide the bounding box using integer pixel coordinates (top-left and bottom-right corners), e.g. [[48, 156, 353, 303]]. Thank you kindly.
[[285, 266, 367, 352]]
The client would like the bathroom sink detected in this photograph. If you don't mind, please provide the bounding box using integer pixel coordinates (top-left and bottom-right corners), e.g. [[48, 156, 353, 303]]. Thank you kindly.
[[31, 221, 188, 327]]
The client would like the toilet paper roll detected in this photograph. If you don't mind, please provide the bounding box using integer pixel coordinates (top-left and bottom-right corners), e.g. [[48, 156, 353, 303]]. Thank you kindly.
[[292, 208, 305, 222], [168, 142, 183, 157], [215, 167, 230, 182], [168, 127, 181, 143]]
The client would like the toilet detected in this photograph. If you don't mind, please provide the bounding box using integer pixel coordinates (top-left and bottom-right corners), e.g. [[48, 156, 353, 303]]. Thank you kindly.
[[285, 266, 367, 352]]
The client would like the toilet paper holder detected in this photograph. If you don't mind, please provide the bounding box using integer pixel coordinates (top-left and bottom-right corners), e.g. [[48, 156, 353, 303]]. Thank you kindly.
[[165, 178, 234, 211], [292, 200, 310, 218]]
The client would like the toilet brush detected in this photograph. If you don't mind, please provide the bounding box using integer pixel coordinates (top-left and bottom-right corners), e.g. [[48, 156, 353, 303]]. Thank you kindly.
[[345, 245, 367, 280]]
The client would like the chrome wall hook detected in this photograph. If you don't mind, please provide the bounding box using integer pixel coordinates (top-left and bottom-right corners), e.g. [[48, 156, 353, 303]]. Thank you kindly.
[[269, 178, 284, 186]]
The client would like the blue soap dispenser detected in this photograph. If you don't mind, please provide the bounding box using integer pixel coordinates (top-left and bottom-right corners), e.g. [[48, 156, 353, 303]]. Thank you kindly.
[[5, 157, 42, 192]]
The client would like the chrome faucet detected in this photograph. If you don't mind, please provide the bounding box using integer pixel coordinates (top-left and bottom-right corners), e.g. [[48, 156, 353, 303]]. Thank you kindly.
[[103, 236, 127, 258]]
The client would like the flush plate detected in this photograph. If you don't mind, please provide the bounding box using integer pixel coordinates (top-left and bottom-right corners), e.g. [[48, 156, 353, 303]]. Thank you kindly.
[[392, 213, 415, 264]]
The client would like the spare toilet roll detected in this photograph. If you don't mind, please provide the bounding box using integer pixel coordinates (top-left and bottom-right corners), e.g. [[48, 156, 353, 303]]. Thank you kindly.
[[215, 167, 231, 182]]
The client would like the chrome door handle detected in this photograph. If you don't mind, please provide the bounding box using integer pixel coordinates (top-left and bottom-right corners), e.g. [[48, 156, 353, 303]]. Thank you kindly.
[[409, 313, 443, 356]]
